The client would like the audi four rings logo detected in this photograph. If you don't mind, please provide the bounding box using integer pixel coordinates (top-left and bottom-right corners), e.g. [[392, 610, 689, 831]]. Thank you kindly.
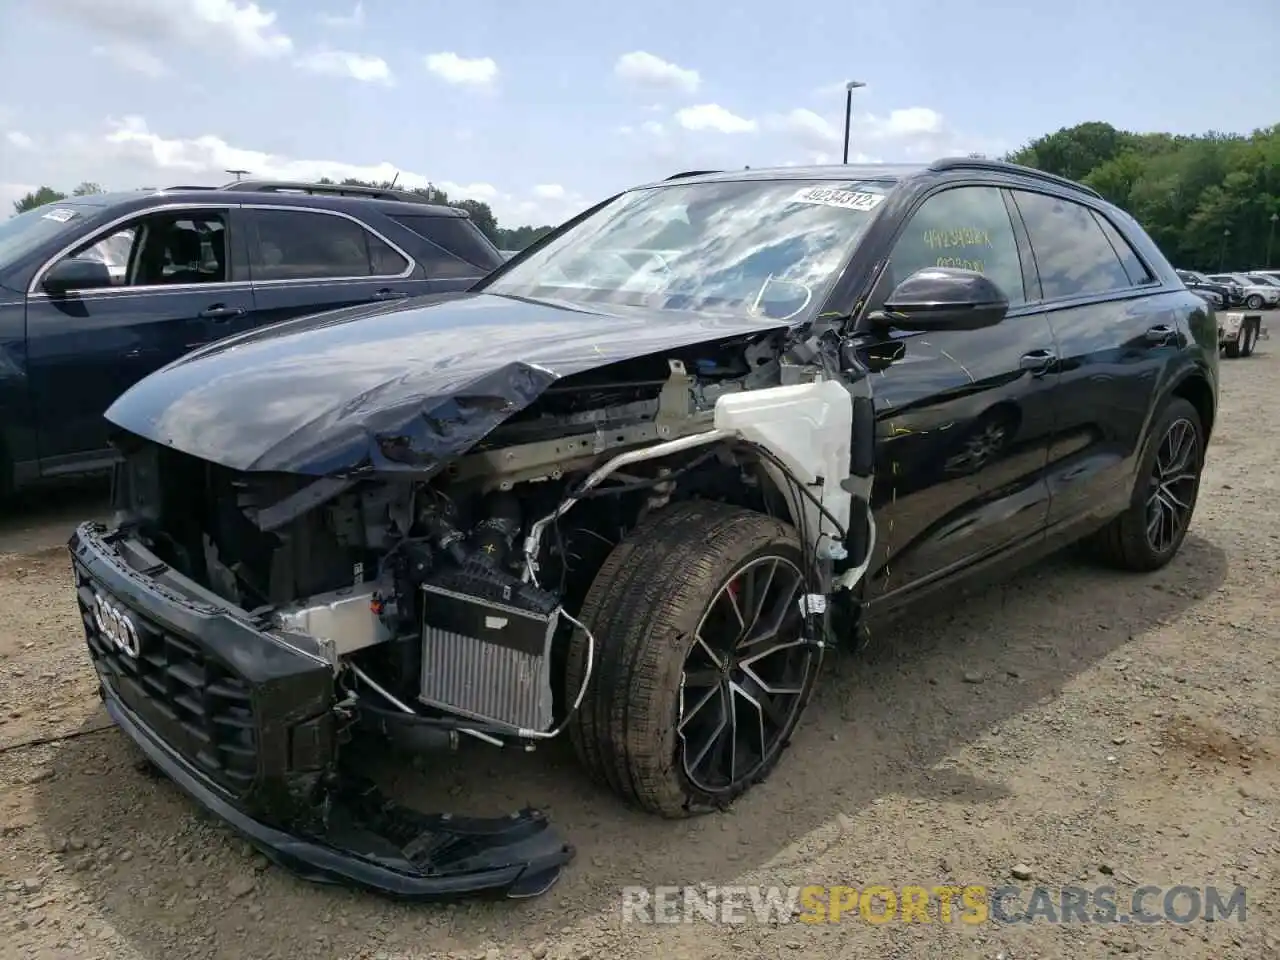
[[93, 593, 141, 658]]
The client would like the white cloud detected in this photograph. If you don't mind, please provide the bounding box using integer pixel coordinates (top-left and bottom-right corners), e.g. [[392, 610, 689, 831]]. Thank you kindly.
[[774, 108, 841, 151], [317, 1, 364, 27], [675, 104, 757, 134], [876, 107, 944, 138], [96, 116, 496, 202], [423, 52, 499, 88], [2, 115, 586, 224], [296, 49, 392, 85], [614, 52, 700, 94], [91, 41, 170, 78], [40, 0, 293, 60], [5, 131, 36, 150], [770, 104, 999, 162]]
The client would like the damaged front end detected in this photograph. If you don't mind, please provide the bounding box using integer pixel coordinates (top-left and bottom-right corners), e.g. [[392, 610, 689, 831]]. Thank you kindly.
[[71, 521, 573, 899], [71, 298, 878, 901]]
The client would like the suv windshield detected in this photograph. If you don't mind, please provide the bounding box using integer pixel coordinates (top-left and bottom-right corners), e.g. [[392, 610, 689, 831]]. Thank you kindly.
[[0, 203, 97, 272], [483, 178, 894, 322]]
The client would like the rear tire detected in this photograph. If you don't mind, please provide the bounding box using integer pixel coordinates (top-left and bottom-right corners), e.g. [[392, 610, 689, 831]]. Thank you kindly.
[[1087, 397, 1204, 572], [1245, 294, 1263, 311], [565, 500, 820, 818], [1239, 320, 1258, 357]]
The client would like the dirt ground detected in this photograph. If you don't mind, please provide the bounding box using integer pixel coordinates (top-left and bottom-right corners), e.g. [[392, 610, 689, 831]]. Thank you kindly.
[[2, 329, 1278, 960]]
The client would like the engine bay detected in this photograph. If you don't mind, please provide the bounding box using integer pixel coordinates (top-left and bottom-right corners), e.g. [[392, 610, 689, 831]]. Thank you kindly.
[[105, 327, 876, 752]]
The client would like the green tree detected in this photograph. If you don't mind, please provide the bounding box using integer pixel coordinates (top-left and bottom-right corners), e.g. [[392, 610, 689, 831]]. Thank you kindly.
[[1008, 122, 1280, 270], [12, 186, 68, 215]]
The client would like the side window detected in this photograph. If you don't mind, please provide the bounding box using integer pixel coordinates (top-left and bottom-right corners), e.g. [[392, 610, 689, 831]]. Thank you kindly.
[[885, 186, 1026, 306], [54, 211, 229, 288], [1092, 211, 1154, 286], [250, 210, 410, 281], [388, 214, 504, 278], [1011, 191, 1133, 299]]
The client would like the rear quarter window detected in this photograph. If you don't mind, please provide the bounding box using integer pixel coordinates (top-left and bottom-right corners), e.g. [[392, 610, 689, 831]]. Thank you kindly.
[[390, 214, 504, 272]]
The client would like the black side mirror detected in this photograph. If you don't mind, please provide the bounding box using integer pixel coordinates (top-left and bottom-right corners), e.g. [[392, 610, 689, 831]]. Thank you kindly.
[[872, 267, 1009, 332], [42, 257, 113, 296]]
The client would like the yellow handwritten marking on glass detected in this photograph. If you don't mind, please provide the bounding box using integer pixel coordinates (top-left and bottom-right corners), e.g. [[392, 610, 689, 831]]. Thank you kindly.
[[923, 227, 993, 249], [935, 256, 986, 273]]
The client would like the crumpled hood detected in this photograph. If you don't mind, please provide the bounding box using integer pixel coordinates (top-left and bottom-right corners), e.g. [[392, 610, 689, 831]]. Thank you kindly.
[[105, 292, 789, 476]]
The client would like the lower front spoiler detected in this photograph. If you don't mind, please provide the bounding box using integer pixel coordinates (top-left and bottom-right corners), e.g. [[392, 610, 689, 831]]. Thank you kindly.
[[101, 681, 574, 901]]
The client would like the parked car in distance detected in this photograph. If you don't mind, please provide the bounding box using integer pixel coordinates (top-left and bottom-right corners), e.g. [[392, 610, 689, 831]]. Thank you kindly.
[[1207, 273, 1280, 310], [1175, 269, 1232, 309], [70, 157, 1218, 902], [0, 179, 506, 496], [1248, 268, 1280, 285], [1243, 273, 1280, 293]]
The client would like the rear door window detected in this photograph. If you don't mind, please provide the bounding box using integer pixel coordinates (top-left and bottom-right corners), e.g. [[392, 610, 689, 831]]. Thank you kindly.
[[249, 209, 410, 281], [1011, 191, 1136, 299], [1092, 212, 1153, 286]]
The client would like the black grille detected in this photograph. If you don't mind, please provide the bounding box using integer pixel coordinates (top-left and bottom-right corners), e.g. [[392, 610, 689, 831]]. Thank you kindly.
[[75, 568, 259, 796]]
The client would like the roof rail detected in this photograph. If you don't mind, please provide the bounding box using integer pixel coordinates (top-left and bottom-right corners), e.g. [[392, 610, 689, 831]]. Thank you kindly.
[[218, 179, 449, 206], [664, 170, 722, 181], [163, 185, 218, 191], [927, 157, 1103, 199]]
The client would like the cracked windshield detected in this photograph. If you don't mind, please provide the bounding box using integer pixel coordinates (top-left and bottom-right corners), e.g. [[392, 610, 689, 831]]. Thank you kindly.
[[485, 178, 892, 321]]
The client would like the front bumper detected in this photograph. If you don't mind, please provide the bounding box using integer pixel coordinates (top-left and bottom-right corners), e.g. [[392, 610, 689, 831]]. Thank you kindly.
[[69, 521, 573, 900]]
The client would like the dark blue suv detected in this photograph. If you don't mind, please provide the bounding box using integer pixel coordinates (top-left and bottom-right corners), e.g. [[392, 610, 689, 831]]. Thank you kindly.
[[0, 180, 505, 495]]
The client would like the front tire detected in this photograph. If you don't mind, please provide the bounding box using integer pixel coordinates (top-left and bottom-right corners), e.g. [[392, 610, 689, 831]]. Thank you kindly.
[[1087, 397, 1204, 571], [1245, 294, 1264, 311], [565, 500, 820, 818]]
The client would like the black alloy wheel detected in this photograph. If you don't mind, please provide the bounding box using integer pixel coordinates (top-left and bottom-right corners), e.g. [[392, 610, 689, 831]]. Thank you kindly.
[[1144, 416, 1201, 556], [677, 554, 815, 794], [566, 500, 821, 817]]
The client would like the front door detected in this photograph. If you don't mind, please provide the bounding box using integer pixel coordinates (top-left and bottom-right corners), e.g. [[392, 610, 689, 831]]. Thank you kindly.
[[26, 205, 255, 471], [243, 207, 417, 326], [848, 184, 1059, 603]]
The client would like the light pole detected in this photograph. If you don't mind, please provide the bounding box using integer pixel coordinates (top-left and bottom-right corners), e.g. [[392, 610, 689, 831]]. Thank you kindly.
[[1219, 228, 1230, 271], [1268, 212, 1278, 267], [842, 80, 867, 164], [224, 168, 249, 182]]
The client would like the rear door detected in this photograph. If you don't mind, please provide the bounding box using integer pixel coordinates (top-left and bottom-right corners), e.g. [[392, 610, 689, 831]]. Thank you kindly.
[[1006, 188, 1172, 534], [850, 183, 1059, 602], [25, 203, 254, 471], [242, 207, 419, 326]]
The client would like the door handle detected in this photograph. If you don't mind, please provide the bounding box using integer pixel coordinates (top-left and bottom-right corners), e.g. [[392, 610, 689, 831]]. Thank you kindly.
[[1018, 349, 1057, 373], [1145, 324, 1176, 343], [199, 304, 246, 321], [373, 288, 409, 301]]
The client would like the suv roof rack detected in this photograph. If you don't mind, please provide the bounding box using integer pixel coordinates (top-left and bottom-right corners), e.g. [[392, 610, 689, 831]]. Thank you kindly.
[[217, 179, 454, 207], [664, 170, 722, 181], [927, 157, 1103, 200]]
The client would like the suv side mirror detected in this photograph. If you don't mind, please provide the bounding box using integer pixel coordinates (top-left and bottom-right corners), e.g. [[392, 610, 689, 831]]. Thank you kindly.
[[42, 257, 113, 296], [872, 267, 1009, 332]]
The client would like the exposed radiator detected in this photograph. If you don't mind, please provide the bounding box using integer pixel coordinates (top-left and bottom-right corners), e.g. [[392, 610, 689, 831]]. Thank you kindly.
[[417, 566, 560, 733]]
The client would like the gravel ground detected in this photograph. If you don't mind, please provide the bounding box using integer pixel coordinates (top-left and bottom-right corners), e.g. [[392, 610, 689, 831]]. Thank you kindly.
[[1, 330, 1278, 960]]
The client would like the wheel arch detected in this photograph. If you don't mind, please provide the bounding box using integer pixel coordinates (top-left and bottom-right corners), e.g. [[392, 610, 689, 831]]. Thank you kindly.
[[1168, 369, 1216, 443]]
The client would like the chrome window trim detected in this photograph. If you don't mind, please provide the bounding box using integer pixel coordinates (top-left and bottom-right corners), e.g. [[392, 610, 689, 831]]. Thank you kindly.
[[27, 200, 417, 298], [27, 202, 236, 297], [240, 204, 416, 283]]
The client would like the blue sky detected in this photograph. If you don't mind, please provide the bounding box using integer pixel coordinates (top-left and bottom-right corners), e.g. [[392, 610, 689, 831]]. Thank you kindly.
[[1, 0, 1276, 227]]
